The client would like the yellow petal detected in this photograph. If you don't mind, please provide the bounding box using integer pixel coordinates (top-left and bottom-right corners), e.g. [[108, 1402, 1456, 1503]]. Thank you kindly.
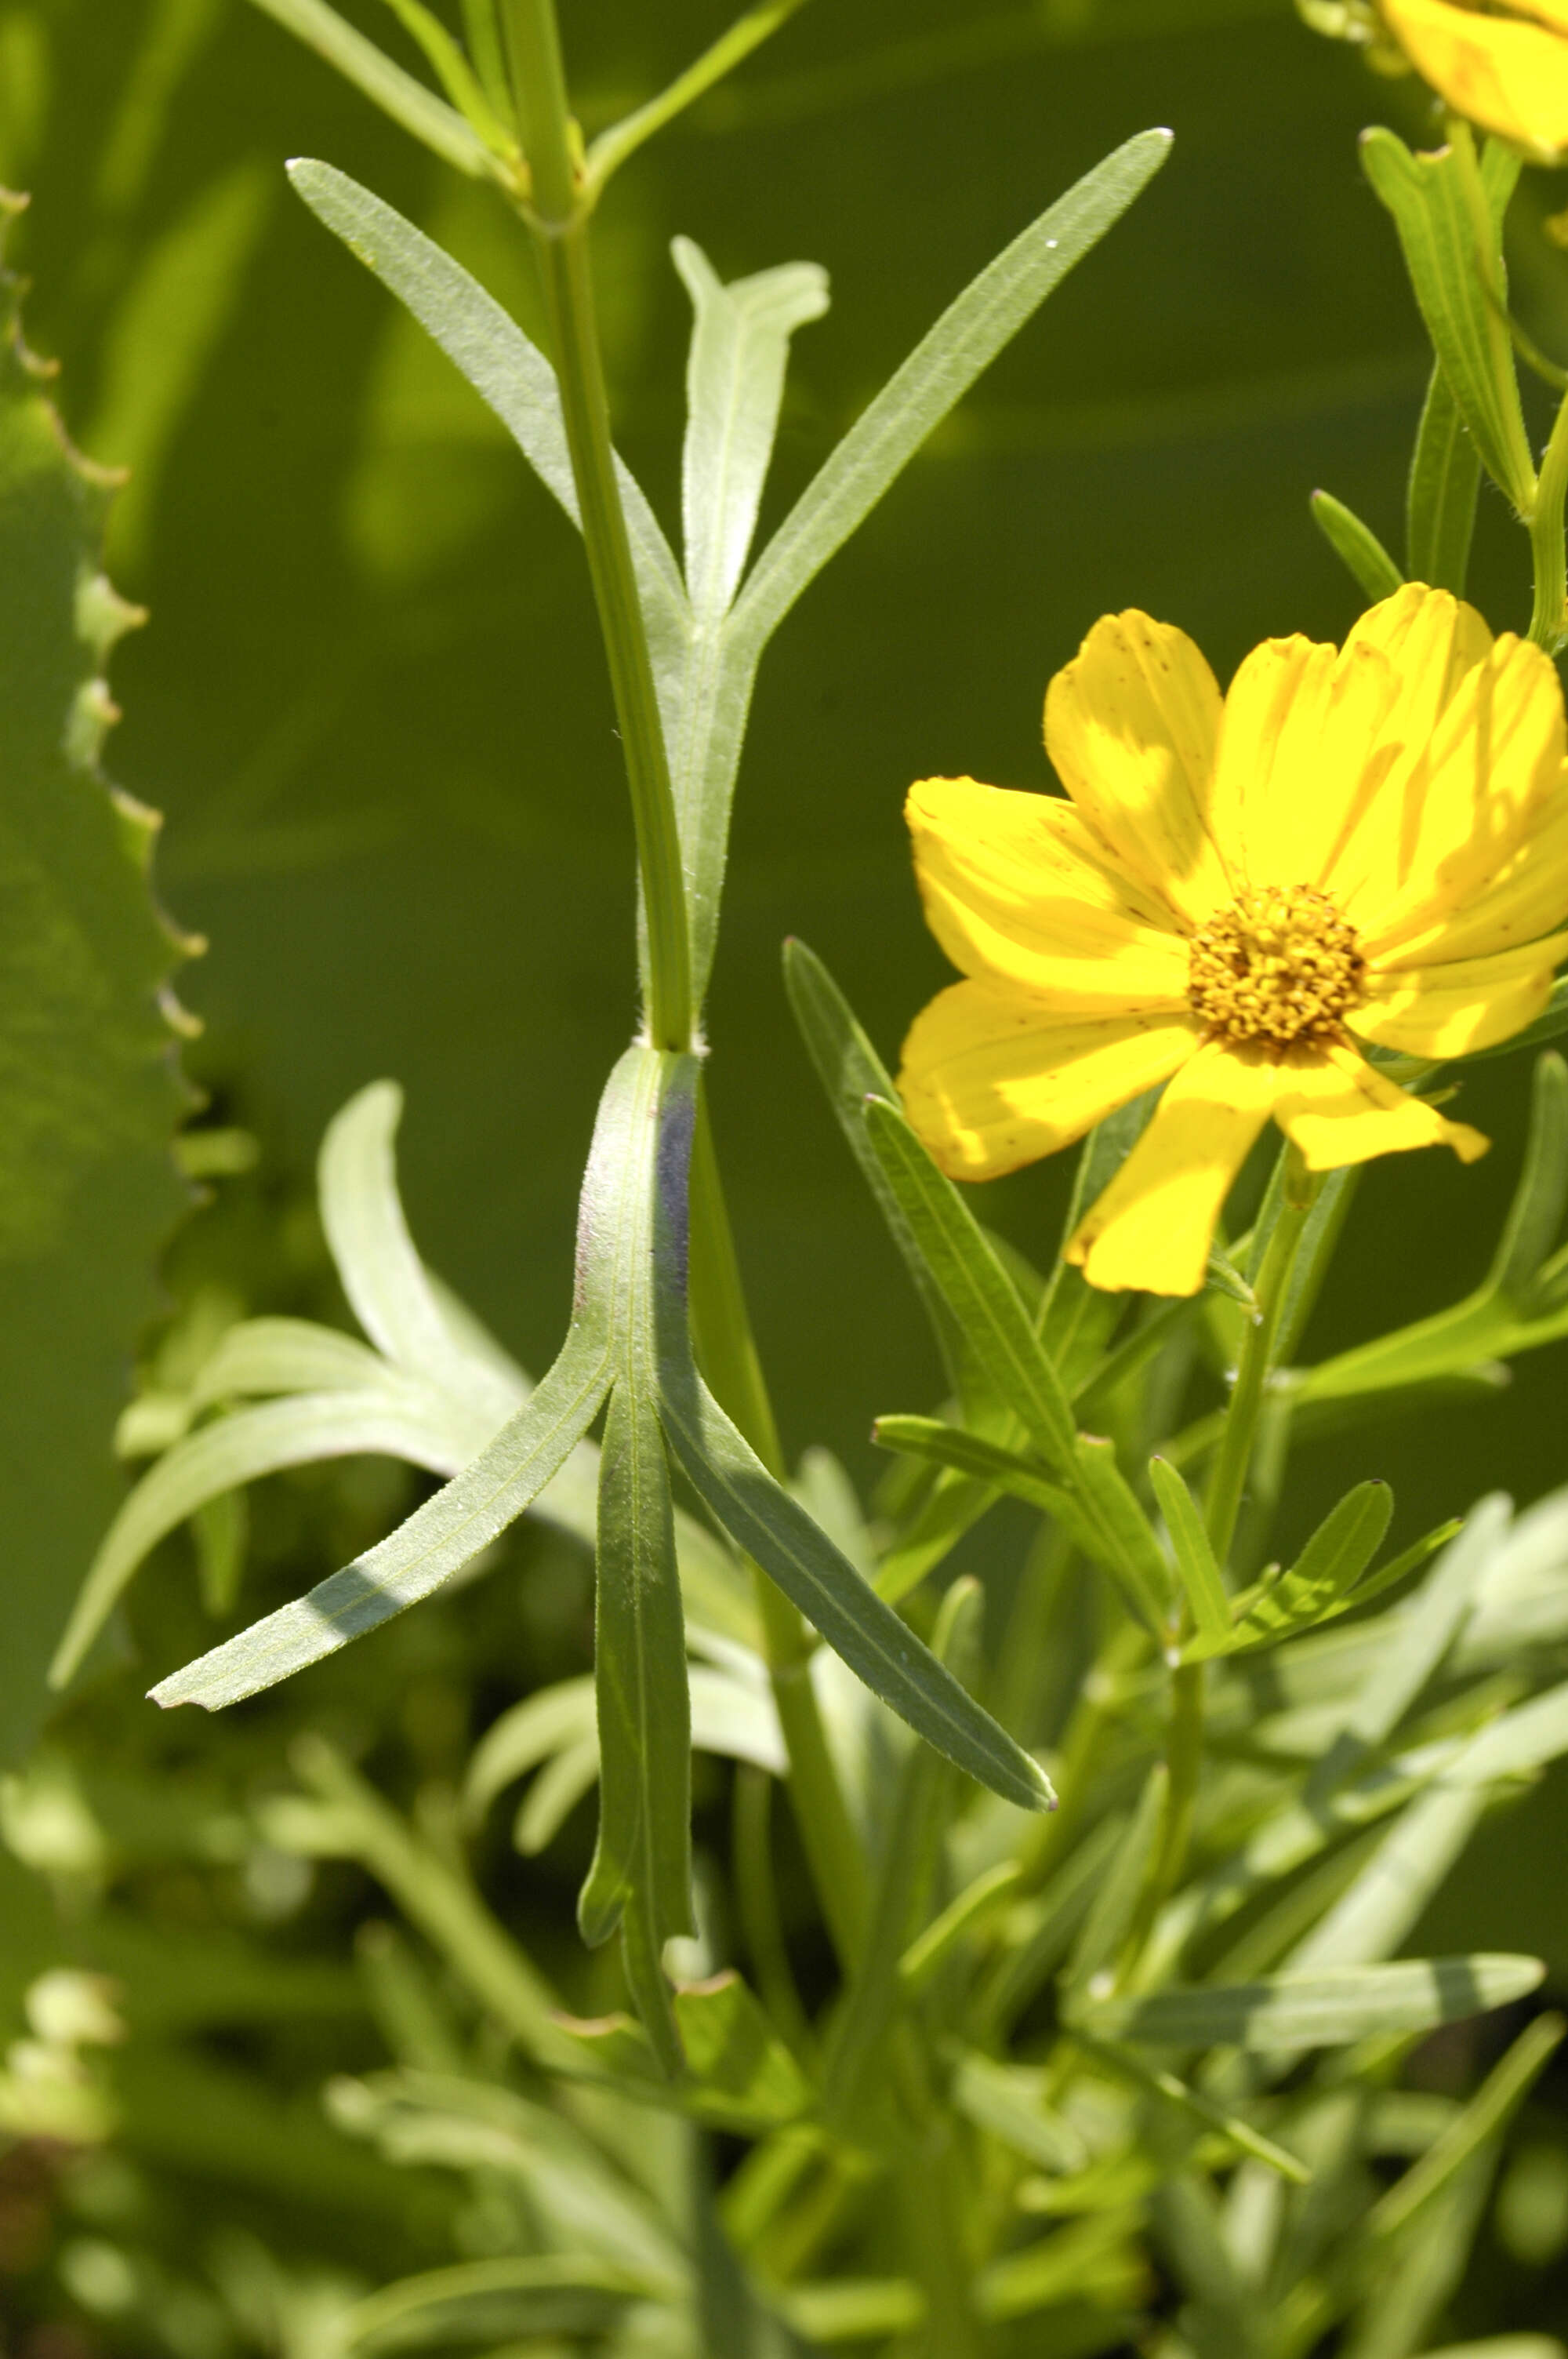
[[1044, 611, 1231, 925], [1065, 1041, 1281, 1297], [898, 982, 1197, 1181], [1373, 785, 1568, 967], [906, 776, 1189, 1009], [1353, 932, 1568, 1056], [1271, 1043, 1489, 1171], [1210, 587, 1490, 904], [1347, 632, 1565, 951], [1381, 0, 1568, 161]]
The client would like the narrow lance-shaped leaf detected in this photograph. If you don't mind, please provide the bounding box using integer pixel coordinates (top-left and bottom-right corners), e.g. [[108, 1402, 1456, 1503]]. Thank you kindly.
[[578, 1380, 693, 1950], [648, 1060, 1054, 1814], [285, 161, 692, 743], [673, 238, 829, 625], [319, 1079, 520, 1419], [861, 1094, 1170, 1628], [245, 0, 496, 180], [1406, 362, 1482, 593], [1080, 1954, 1544, 2051], [1181, 1479, 1392, 1663], [144, 1049, 681, 1710], [1149, 1457, 1230, 1646], [782, 938, 972, 1405], [1360, 125, 1533, 514], [56, 1387, 488, 1691], [728, 129, 1174, 655], [1309, 489, 1404, 605]]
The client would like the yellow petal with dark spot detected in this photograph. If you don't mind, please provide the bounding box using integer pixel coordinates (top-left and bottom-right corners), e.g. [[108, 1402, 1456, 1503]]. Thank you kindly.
[[1272, 1044, 1489, 1170], [897, 983, 1196, 1182], [1065, 1041, 1281, 1297]]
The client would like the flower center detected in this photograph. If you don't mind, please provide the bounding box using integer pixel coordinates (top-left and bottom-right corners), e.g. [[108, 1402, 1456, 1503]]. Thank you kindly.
[[1187, 883, 1365, 1049]]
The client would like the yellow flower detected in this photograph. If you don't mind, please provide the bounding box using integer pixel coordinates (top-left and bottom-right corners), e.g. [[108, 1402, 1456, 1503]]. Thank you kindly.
[[898, 583, 1568, 1296], [1378, 0, 1568, 162]]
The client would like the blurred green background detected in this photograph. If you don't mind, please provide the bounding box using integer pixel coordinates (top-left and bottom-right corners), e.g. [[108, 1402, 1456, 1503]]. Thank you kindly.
[[7, 0, 1568, 2335]]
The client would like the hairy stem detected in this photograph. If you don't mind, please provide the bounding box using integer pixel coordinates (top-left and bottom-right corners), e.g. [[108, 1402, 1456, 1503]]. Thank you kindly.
[[503, 0, 692, 1049]]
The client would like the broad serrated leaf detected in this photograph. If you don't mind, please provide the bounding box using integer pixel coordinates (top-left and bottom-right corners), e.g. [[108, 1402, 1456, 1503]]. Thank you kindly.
[[1079, 1954, 1543, 2050], [0, 200, 193, 1748]]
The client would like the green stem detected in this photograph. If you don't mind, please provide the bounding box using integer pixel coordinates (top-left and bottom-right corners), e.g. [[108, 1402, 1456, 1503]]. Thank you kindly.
[[583, 0, 813, 202], [503, 0, 692, 1049], [1530, 382, 1568, 653], [688, 1085, 868, 1965], [1137, 1154, 1320, 1928]]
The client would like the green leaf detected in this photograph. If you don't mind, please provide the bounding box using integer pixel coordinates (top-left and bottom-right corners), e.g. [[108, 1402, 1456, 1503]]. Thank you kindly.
[[146, 1343, 608, 1710], [728, 129, 1174, 654], [873, 1414, 1078, 1521], [318, 1078, 521, 1422], [1301, 1056, 1568, 1401], [245, 0, 497, 179], [189, 1317, 395, 1409], [1080, 1954, 1544, 2050], [948, 2048, 1088, 2175], [861, 1096, 1169, 1628], [144, 1041, 690, 1711], [860, 1098, 1076, 1467], [0, 202, 192, 1747], [1361, 125, 1534, 512], [1182, 1480, 1392, 1662], [650, 1065, 1054, 1816], [577, 1380, 693, 1949], [1073, 2035, 1310, 2183], [555, 1970, 811, 2133], [1310, 488, 1403, 603], [782, 938, 971, 1404], [55, 1387, 485, 1690], [1149, 1458, 1230, 1648], [1407, 362, 1481, 593], [285, 161, 692, 732], [1336, 1494, 1508, 1754], [327, 2255, 656, 2352], [1287, 1782, 1490, 1974], [1063, 1765, 1166, 1997], [369, 0, 515, 152], [673, 238, 829, 625]]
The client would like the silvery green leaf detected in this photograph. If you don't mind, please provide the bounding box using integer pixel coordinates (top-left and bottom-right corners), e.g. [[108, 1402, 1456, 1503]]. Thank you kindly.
[[1080, 1955, 1544, 2050], [1334, 1497, 1508, 1757], [51, 1386, 475, 1691], [147, 1341, 610, 1710], [464, 1677, 598, 1822], [728, 129, 1174, 656], [948, 2050, 1088, 2175], [1063, 1765, 1166, 1997], [325, 2255, 658, 2353], [673, 238, 829, 624], [286, 161, 691, 747], [1286, 1783, 1490, 1974], [515, 1739, 601, 1856], [318, 1080, 519, 1423], [189, 1317, 395, 1410]]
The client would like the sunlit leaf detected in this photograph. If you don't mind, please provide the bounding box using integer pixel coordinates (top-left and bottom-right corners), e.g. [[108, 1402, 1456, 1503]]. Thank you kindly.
[[1077, 1954, 1544, 2049]]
